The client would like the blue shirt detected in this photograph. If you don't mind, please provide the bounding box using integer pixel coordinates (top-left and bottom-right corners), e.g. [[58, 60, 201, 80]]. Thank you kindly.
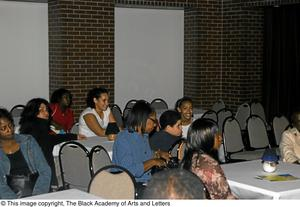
[[112, 129, 153, 183]]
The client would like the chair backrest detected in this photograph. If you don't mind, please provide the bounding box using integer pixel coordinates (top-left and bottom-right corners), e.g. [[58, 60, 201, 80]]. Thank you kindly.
[[59, 141, 92, 191], [89, 145, 112, 174], [212, 99, 225, 112], [251, 102, 267, 124], [10, 104, 25, 117], [150, 98, 168, 110], [217, 108, 233, 132], [88, 165, 136, 199], [122, 108, 131, 123], [200, 110, 218, 123], [10, 104, 25, 127], [222, 116, 245, 154], [235, 103, 251, 130], [124, 99, 138, 110], [272, 115, 290, 145], [110, 104, 124, 128], [247, 115, 270, 149], [70, 122, 79, 134], [168, 138, 185, 159]]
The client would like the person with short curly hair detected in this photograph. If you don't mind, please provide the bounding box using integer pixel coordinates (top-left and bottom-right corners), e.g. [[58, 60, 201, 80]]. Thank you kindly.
[[79, 87, 119, 140]]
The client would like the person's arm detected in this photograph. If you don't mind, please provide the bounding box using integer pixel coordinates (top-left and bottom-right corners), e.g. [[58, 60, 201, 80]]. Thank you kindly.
[[0, 158, 18, 198], [29, 136, 51, 196], [280, 132, 299, 163], [113, 137, 166, 178], [154, 149, 171, 162], [143, 158, 166, 172], [83, 114, 106, 137]]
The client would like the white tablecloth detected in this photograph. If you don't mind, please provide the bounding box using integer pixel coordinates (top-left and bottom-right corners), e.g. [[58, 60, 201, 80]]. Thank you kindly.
[[25, 189, 102, 199], [222, 160, 300, 199], [53, 136, 113, 159]]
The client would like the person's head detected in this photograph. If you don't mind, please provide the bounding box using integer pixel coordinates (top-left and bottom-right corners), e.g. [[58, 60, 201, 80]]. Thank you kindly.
[[291, 108, 300, 131], [160, 110, 182, 137], [126, 100, 156, 134], [142, 168, 205, 199], [175, 97, 193, 123], [0, 108, 14, 140], [86, 87, 109, 111], [50, 88, 72, 107], [186, 118, 222, 154], [20, 98, 50, 122]]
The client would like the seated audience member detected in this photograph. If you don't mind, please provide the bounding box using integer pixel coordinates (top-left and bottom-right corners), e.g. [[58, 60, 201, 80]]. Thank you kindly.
[[19, 98, 84, 187], [175, 97, 194, 138], [49, 88, 74, 133], [280, 108, 300, 164], [181, 118, 236, 199], [150, 110, 182, 152], [142, 168, 205, 199], [0, 108, 51, 199], [79, 87, 119, 140], [112, 100, 170, 196]]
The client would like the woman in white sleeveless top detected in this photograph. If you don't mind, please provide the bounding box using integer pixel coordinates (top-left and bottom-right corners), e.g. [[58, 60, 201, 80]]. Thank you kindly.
[[79, 87, 118, 140]]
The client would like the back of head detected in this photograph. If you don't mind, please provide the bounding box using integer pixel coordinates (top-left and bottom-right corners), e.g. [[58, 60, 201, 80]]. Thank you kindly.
[[126, 100, 153, 133], [142, 168, 204, 199], [86, 87, 108, 108], [159, 110, 181, 130], [182, 118, 219, 170], [0, 108, 13, 125], [186, 118, 218, 154]]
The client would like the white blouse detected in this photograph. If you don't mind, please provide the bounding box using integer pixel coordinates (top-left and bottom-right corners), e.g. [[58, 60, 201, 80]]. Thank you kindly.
[[79, 107, 111, 137]]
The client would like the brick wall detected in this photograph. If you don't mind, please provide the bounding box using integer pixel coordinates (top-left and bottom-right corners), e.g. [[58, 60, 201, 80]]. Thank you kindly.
[[48, 0, 300, 120], [49, 0, 114, 118], [222, 1, 264, 112]]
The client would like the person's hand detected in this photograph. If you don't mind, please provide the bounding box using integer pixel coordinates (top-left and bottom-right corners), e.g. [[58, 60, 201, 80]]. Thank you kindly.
[[154, 158, 167, 168], [77, 134, 86, 140], [156, 150, 171, 162], [107, 134, 117, 141]]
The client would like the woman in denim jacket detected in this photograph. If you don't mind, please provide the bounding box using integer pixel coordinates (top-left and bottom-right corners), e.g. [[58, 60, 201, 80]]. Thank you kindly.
[[0, 108, 51, 199]]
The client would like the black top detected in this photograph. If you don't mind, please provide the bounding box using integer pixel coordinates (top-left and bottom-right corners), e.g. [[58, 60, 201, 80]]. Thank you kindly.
[[19, 118, 77, 185], [7, 150, 30, 176], [149, 130, 181, 152]]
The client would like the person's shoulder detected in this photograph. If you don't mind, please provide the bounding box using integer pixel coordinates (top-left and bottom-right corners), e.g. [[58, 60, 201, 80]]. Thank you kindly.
[[49, 103, 57, 109], [116, 129, 131, 140], [197, 153, 219, 167], [150, 130, 164, 139], [80, 107, 94, 116], [66, 107, 74, 114], [283, 127, 297, 138], [14, 133, 35, 143], [114, 130, 132, 145]]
